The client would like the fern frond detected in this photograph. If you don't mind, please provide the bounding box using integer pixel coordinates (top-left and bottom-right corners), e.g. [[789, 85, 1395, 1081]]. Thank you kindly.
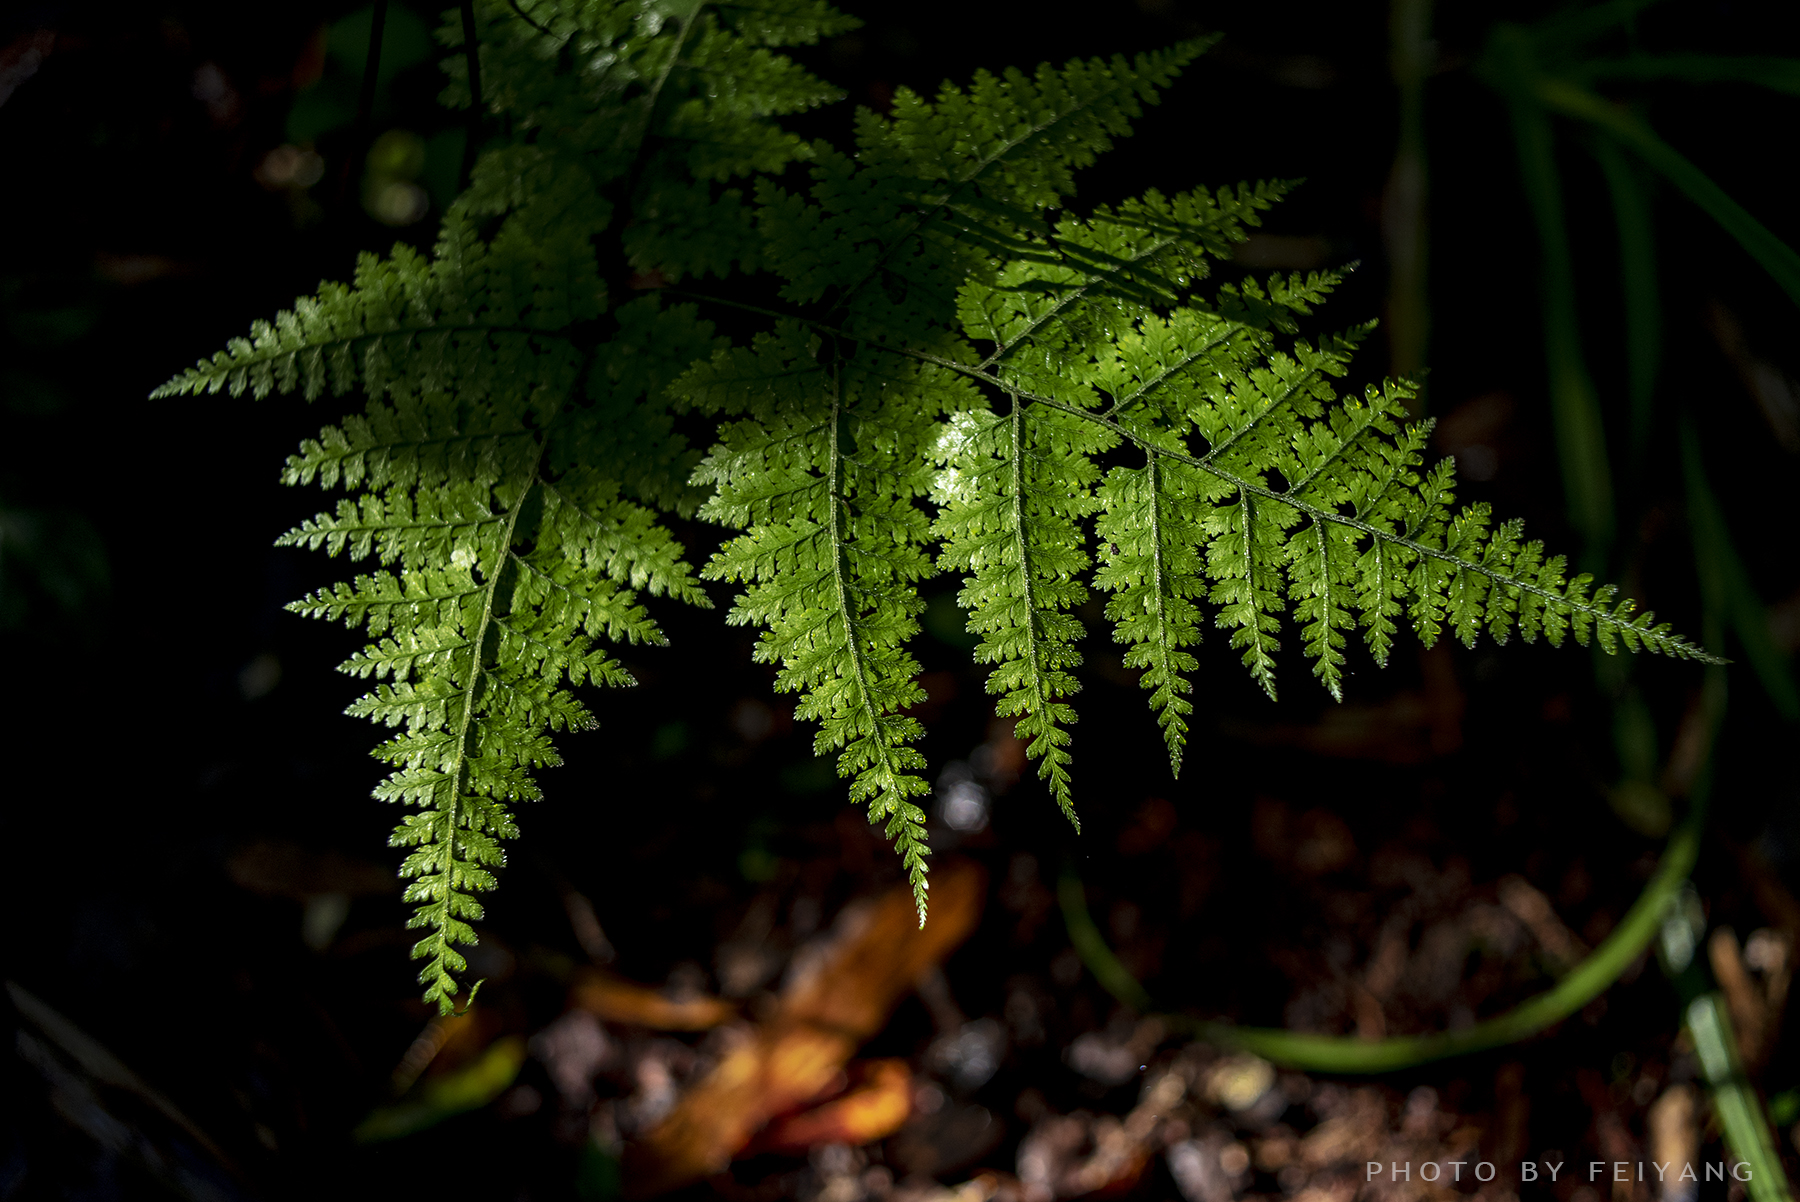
[[1025, 378, 1709, 671], [701, 38, 1707, 846], [683, 324, 954, 916], [446, 0, 854, 282], [931, 398, 1104, 823], [703, 48, 1231, 842], [151, 224, 591, 408], [757, 41, 1214, 332], [1094, 454, 1210, 776], [157, 0, 840, 1008], [158, 3, 1714, 977]]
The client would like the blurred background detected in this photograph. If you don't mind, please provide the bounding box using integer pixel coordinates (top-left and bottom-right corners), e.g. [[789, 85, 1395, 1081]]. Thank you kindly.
[[1, 1, 1797, 1198]]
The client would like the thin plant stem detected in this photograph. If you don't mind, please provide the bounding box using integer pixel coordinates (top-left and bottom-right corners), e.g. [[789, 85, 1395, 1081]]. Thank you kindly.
[[357, 0, 388, 139], [1489, 26, 1615, 573], [460, 0, 484, 187], [1382, 0, 1432, 410], [1593, 134, 1659, 480], [1686, 995, 1795, 1202], [334, 0, 388, 208], [1681, 422, 1800, 720], [1060, 800, 1705, 1073], [1057, 873, 1151, 1011]]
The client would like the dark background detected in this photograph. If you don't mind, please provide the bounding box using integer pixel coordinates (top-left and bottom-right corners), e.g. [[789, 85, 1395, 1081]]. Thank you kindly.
[[1, 0, 1797, 1197]]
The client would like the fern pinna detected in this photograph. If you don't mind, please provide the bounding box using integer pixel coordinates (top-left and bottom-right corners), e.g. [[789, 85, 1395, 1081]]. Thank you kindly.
[[155, 0, 1710, 1012]]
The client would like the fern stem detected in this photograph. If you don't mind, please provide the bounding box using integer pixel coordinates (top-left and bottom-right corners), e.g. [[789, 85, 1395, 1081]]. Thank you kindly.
[[1367, 537, 1392, 667], [1235, 487, 1278, 697], [826, 366, 894, 792], [615, 1, 706, 229], [506, 0, 555, 38], [504, 552, 627, 636], [150, 326, 574, 399], [1194, 364, 1332, 473], [1284, 404, 1385, 498], [281, 515, 507, 548]]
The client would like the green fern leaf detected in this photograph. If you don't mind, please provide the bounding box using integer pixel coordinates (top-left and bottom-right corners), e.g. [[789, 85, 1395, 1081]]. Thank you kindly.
[[1094, 454, 1210, 776], [155, 3, 1716, 989], [931, 399, 1103, 824], [157, 0, 841, 1008], [682, 324, 950, 916]]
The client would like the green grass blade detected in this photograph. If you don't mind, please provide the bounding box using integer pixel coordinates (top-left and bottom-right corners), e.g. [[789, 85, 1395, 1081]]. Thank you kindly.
[[1384, 0, 1433, 401], [1593, 134, 1660, 475], [1524, 0, 1664, 51], [1536, 78, 1800, 308], [353, 1035, 526, 1143], [1681, 423, 1800, 720], [1580, 55, 1800, 95], [1490, 29, 1615, 568], [1687, 995, 1796, 1202]]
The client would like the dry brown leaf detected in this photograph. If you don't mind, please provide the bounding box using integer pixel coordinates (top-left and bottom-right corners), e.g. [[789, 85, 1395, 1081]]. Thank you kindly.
[[752, 1058, 914, 1154], [571, 969, 738, 1031], [624, 859, 987, 1197]]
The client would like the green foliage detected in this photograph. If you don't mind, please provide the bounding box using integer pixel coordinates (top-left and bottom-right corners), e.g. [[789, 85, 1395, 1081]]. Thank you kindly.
[[1479, 5, 1800, 718], [157, 0, 1710, 1011]]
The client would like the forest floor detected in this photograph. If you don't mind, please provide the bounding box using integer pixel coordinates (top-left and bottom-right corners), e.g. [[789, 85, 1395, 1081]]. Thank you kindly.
[[12, 623, 1799, 1202]]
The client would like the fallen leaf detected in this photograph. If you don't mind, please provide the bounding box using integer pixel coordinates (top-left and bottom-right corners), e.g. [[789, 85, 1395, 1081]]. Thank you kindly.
[[572, 969, 737, 1031], [752, 1058, 913, 1154], [624, 859, 987, 1197]]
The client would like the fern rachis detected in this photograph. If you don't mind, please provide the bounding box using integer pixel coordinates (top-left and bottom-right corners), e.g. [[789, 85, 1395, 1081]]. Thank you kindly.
[[155, 0, 1712, 1011]]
